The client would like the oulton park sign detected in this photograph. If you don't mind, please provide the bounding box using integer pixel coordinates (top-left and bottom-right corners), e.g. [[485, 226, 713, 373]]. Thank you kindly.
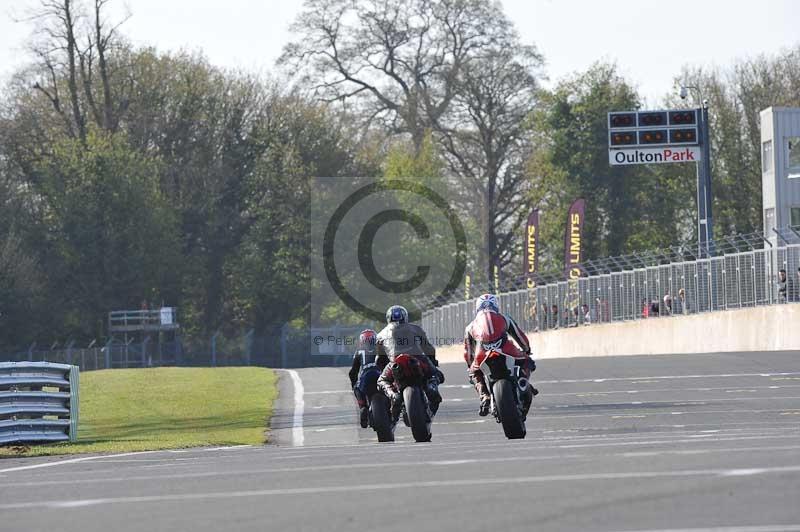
[[609, 146, 702, 166]]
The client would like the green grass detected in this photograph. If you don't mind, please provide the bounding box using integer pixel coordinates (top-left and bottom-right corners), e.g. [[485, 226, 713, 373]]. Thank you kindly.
[[0, 367, 278, 458]]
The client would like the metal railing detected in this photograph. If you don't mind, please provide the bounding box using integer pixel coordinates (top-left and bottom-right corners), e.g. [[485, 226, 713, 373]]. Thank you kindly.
[[0, 362, 79, 444], [109, 309, 178, 331], [422, 240, 800, 343]]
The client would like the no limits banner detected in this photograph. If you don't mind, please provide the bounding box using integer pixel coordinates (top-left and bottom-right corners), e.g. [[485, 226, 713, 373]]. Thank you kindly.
[[524, 210, 539, 289], [564, 199, 585, 280]]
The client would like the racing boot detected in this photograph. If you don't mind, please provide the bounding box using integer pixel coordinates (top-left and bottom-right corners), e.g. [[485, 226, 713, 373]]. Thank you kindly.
[[354, 388, 369, 428], [390, 390, 403, 423], [521, 387, 533, 421], [475, 379, 491, 416], [426, 377, 442, 416], [479, 394, 491, 417]]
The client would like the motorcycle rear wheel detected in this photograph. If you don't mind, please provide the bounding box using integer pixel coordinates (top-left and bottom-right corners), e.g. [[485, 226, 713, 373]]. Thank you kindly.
[[404, 386, 432, 442], [494, 379, 526, 439], [370, 393, 394, 442]]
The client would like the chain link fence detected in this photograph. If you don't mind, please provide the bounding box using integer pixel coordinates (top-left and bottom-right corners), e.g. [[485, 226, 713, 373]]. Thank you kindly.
[[422, 235, 800, 343]]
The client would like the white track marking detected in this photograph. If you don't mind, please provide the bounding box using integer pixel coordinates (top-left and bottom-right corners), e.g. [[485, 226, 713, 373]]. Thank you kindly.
[[611, 525, 800, 532], [542, 395, 800, 411], [536, 372, 800, 385], [547, 384, 800, 397], [0, 451, 159, 474], [13, 444, 800, 489], [2, 465, 800, 510], [533, 407, 800, 422], [287, 369, 305, 447], [3, 454, 586, 487], [0, 444, 259, 475], [720, 468, 767, 476], [304, 373, 800, 394]]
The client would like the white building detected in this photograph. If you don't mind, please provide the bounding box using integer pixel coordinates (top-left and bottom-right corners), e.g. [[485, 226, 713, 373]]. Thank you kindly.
[[761, 107, 800, 246]]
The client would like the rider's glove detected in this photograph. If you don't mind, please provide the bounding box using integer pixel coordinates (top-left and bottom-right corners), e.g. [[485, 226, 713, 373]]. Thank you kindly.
[[390, 390, 402, 404]]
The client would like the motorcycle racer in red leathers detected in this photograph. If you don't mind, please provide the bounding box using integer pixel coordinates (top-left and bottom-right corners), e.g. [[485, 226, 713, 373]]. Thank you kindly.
[[464, 294, 538, 417]]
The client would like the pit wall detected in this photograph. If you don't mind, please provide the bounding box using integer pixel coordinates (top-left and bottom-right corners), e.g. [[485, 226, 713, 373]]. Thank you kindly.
[[434, 305, 800, 364]]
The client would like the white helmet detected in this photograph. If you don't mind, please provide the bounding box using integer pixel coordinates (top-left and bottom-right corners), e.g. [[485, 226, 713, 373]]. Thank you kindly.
[[475, 293, 499, 313]]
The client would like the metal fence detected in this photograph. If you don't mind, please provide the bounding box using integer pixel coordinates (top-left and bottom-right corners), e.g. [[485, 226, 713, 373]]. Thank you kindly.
[[422, 240, 800, 343], [0, 325, 372, 371], [0, 362, 79, 444]]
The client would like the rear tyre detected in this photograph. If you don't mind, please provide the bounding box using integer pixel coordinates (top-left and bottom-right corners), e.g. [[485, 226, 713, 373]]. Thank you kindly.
[[404, 386, 432, 442], [494, 379, 526, 439], [369, 393, 394, 442]]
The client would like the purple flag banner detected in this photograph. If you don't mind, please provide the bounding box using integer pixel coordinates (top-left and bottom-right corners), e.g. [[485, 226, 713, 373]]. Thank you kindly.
[[524, 210, 539, 289], [564, 199, 586, 280]]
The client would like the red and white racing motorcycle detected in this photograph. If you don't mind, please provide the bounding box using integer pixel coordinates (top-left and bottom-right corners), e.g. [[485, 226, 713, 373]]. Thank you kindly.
[[477, 349, 530, 439]]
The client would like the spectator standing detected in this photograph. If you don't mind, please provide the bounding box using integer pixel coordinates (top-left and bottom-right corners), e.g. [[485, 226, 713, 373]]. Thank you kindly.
[[570, 306, 580, 327], [540, 304, 549, 331], [595, 297, 609, 323], [677, 288, 689, 315], [581, 303, 591, 325], [790, 268, 800, 302], [663, 294, 673, 316], [529, 303, 538, 331], [778, 269, 788, 302]]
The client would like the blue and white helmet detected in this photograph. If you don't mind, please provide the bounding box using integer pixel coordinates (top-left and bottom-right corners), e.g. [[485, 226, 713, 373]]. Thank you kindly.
[[386, 305, 409, 324], [475, 293, 499, 313]]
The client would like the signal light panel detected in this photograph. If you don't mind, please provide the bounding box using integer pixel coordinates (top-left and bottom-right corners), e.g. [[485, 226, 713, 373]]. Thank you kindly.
[[609, 112, 636, 129], [609, 109, 700, 147], [638, 112, 667, 127], [668, 110, 697, 126], [610, 131, 637, 146], [639, 129, 668, 144], [669, 128, 698, 144]]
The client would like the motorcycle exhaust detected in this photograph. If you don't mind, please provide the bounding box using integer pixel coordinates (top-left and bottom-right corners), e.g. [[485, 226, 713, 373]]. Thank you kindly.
[[518, 377, 529, 392]]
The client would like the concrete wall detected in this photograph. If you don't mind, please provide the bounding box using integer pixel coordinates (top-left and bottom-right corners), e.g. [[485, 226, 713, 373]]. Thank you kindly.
[[435, 305, 800, 363]]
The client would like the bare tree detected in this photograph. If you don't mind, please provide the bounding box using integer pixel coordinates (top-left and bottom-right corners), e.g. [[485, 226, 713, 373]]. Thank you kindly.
[[25, 0, 128, 139], [280, 0, 511, 154], [434, 40, 543, 282]]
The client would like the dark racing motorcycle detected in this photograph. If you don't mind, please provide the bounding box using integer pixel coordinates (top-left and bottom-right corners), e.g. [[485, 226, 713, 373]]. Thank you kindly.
[[370, 354, 433, 443], [478, 350, 529, 439], [353, 350, 387, 437]]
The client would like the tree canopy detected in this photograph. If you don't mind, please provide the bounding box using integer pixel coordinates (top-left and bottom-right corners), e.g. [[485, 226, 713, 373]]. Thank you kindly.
[[0, 0, 798, 348]]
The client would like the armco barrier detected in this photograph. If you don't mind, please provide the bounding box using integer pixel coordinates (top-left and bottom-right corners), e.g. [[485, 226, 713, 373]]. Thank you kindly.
[[0, 362, 79, 444]]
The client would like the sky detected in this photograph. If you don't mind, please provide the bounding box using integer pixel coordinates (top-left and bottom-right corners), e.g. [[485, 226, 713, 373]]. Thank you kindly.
[[1, 0, 798, 105]]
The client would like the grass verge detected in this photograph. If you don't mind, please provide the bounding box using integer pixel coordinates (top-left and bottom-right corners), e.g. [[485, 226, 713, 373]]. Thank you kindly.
[[0, 367, 278, 458]]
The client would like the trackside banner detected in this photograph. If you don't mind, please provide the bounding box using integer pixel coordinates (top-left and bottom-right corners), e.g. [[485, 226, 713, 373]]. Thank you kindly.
[[524, 209, 539, 289], [609, 146, 702, 166], [563, 199, 585, 280]]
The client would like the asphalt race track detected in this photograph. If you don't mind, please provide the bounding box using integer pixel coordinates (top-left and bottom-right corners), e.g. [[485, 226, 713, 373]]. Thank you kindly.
[[1, 351, 800, 532]]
